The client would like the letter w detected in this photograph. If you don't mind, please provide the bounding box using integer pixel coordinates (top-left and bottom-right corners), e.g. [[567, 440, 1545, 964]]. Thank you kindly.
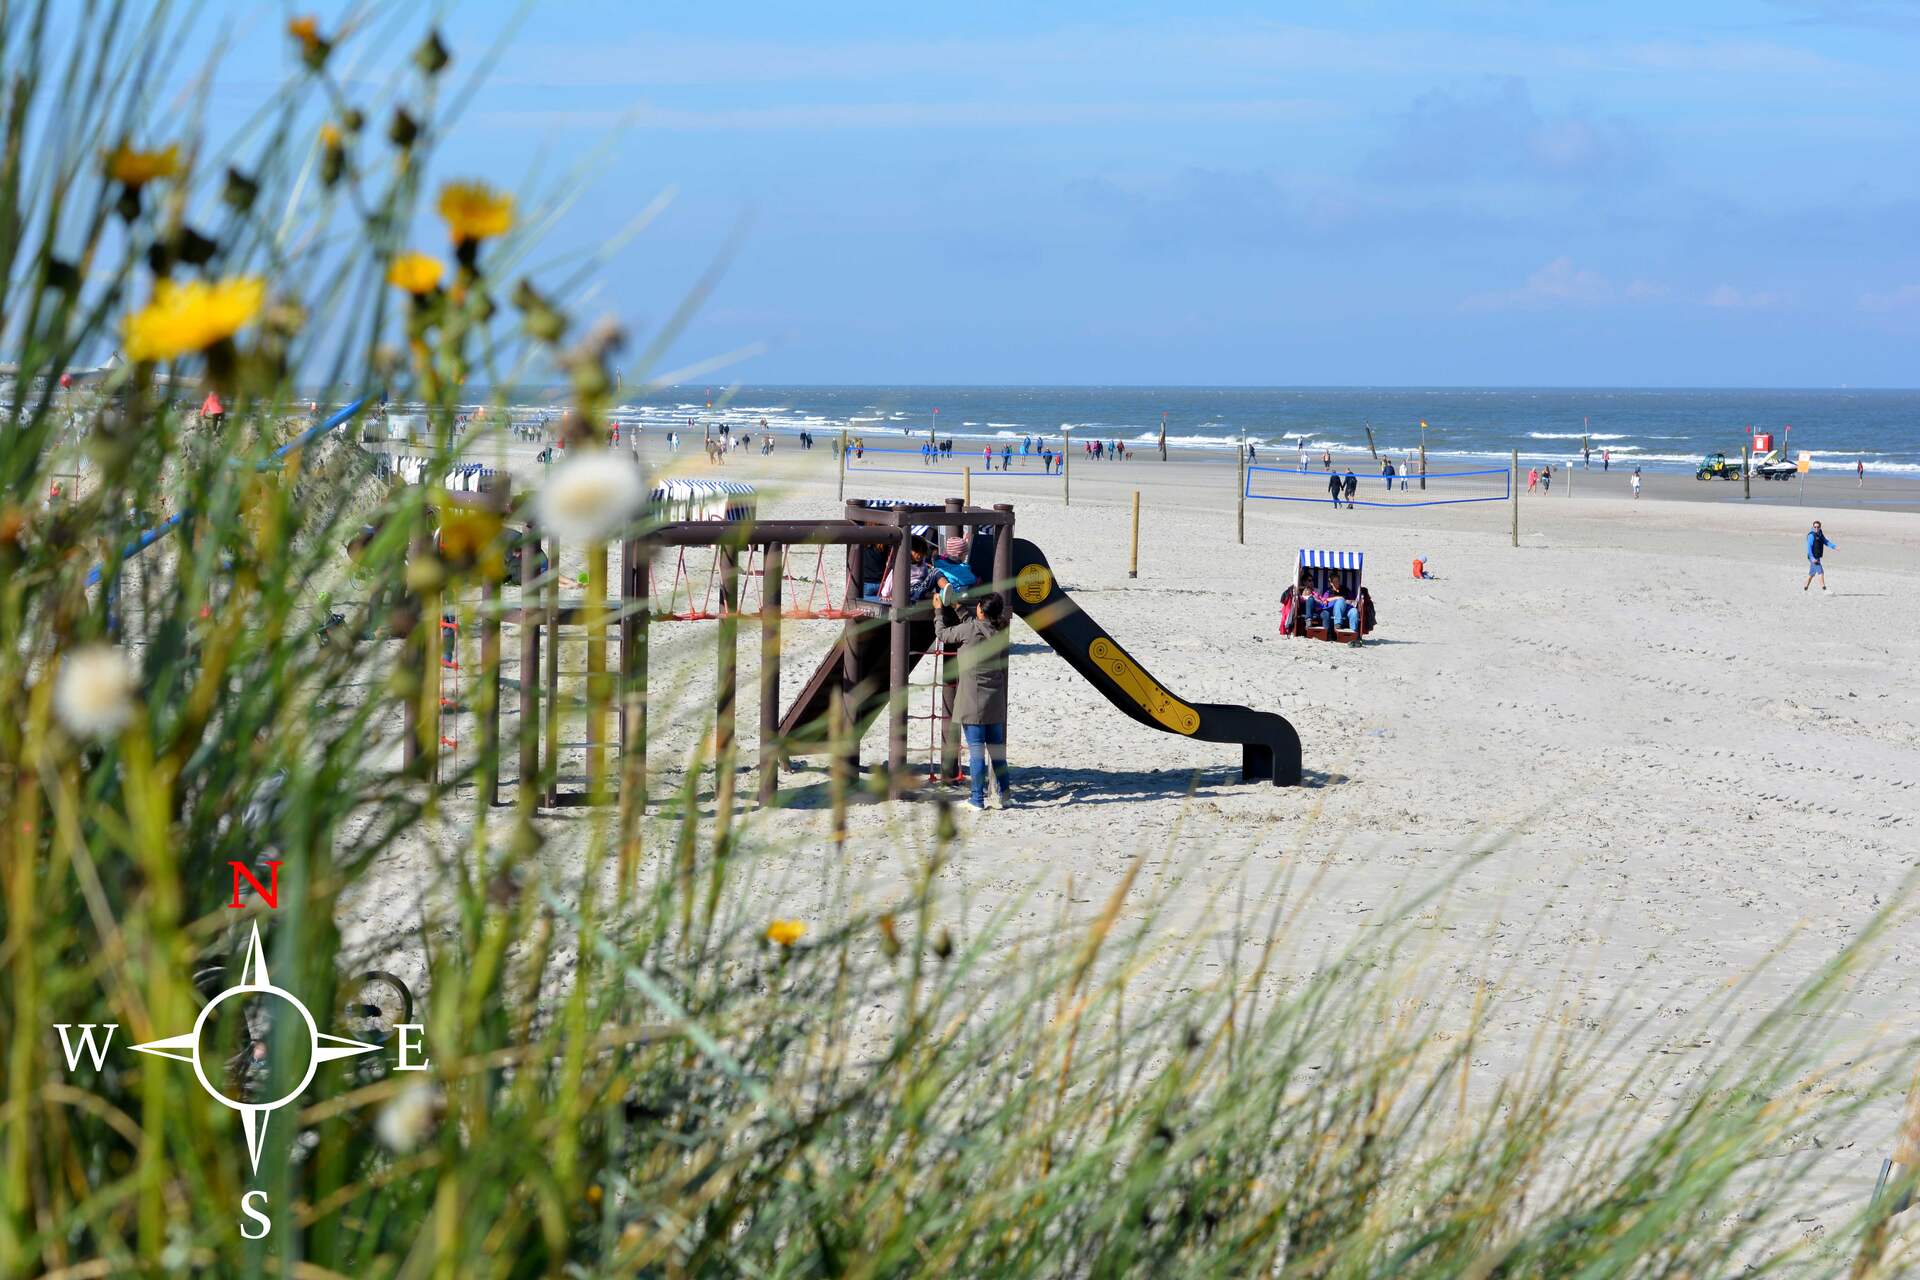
[[54, 1024, 118, 1071]]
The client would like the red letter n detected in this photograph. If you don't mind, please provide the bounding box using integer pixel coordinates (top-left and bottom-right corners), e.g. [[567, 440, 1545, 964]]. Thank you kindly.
[[228, 860, 282, 909]]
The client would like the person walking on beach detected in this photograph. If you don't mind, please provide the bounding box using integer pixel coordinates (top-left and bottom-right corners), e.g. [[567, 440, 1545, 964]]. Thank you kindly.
[[936, 592, 1012, 810], [1603, 449, 1611, 472], [1382, 458, 1396, 491], [1527, 466, 1539, 493], [1584, 445, 1591, 468], [1541, 464, 1552, 494], [1630, 467, 1642, 499], [1857, 459, 1865, 487], [1322, 449, 1332, 471], [1327, 470, 1343, 508], [1342, 468, 1358, 509], [1804, 521, 1836, 591]]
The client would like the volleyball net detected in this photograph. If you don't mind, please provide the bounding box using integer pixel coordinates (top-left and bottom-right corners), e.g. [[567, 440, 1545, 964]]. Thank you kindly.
[[1245, 464, 1510, 507]]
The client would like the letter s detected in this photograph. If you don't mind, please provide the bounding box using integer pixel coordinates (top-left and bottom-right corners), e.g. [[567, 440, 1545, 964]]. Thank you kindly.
[[239, 1190, 271, 1240]]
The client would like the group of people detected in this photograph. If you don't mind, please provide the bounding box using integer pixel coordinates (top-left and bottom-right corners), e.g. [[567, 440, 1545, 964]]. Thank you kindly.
[[1326, 468, 1360, 508], [1525, 464, 1557, 493], [1302, 570, 1364, 647], [848, 534, 1012, 809], [1085, 438, 1130, 461]]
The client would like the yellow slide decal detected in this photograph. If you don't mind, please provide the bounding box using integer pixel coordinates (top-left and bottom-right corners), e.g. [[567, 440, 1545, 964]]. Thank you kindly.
[[1015, 563, 1053, 604], [1088, 638, 1201, 735]]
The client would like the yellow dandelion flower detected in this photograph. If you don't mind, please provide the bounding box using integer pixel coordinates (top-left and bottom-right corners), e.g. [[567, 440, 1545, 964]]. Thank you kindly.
[[319, 122, 343, 148], [103, 143, 181, 187], [387, 252, 444, 295], [437, 180, 514, 244], [287, 14, 320, 43], [122, 277, 266, 363], [765, 919, 807, 947]]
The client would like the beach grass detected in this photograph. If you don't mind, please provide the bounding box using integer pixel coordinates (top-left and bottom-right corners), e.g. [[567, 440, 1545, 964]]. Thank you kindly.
[[2, 7, 1918, 1277]]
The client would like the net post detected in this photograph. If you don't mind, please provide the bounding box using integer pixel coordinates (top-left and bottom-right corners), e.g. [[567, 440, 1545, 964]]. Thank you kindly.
[[1237, 442, 1247, 545], [1510, 449, 1519, 548]]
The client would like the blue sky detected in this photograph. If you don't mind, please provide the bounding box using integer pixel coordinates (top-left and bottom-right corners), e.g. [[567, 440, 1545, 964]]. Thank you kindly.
[[195, 2, 1920, 386]]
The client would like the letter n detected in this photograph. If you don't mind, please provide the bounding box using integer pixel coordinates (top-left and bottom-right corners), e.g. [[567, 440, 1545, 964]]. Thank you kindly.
[[229, 860, 283, 909]]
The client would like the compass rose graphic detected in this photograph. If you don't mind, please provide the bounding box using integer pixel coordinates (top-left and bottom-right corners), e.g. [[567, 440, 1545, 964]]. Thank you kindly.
[[129, 921, 382, 1172]]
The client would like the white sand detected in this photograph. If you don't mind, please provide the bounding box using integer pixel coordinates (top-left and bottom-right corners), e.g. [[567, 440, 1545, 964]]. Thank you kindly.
[[360, 435, 1920, 1243]]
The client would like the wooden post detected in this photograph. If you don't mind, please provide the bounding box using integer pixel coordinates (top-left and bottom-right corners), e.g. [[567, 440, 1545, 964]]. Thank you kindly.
[[481, 573, 502, 808], [1063, 429, 1071, 506], [1237, 442, 1247, 545], [759, 542, 784, 805], [1510, 450, 1519, 548], [963, 466, 971, 506], [1743, 445, 1751, 501], [586, 541, 609, 799], [519, 522, 540, 807], [1129, 490, 1140, 579], [716, 544, 739, 842], [887, 526, 910, 799], [618, 535, 649, 889], [1158, 412, 1167, 462], [840, 543, 862, 783], [542, 535, 561, 808], [994, 503, 1015, 749], [1364, 422, 1377, 459], [837, 428, 846, 502], [829, 683, 849, 851], [992, 504, 1015, 606], [1419, 438, 1428, 491]]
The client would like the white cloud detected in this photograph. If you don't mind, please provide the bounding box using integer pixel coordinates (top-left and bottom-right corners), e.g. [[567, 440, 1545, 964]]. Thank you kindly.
[[1703, 284, 1788, 309], [478, 97, 1331, 133], [1462, 257, 1667, 310], [1859, 282, 1920, 311]]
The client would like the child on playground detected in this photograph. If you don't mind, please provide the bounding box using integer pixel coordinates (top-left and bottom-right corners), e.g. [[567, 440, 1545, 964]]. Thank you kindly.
[[936, 591, 1012, 810]]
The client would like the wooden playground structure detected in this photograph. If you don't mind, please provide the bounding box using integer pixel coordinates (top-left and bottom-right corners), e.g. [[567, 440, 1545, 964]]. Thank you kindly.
[[410, 480, 1017, 809]]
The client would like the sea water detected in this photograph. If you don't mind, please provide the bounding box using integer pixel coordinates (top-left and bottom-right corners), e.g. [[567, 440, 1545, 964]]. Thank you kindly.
[[495, 385, 1920, 477]]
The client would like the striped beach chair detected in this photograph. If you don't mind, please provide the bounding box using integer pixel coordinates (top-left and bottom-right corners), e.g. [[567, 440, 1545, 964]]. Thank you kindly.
[[1281, 548, 1375, 643], [649, 478, 756, 523]]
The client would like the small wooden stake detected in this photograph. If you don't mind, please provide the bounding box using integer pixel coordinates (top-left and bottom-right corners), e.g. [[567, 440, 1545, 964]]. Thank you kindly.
[[1129, 490, 1140, 579]]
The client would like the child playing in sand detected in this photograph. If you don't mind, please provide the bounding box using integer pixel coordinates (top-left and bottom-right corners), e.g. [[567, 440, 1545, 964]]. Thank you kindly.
[[936, 593, 1012, 810], [1630, 468, 1642, 499]]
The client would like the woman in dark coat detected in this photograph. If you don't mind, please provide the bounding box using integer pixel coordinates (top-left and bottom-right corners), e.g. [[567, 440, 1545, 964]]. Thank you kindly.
[[935, 593, 1011, 809]]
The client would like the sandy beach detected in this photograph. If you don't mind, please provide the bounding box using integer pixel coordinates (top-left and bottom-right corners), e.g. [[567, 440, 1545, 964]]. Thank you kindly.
[[356, 430, 1920, 1247]]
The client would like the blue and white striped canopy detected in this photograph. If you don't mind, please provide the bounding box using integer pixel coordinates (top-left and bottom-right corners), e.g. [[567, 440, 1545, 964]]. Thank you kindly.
[[1298, 549, 1363, 573]]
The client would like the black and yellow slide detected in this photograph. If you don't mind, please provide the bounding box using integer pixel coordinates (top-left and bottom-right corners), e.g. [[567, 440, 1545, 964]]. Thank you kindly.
[[1007, 539, 1302, 786]]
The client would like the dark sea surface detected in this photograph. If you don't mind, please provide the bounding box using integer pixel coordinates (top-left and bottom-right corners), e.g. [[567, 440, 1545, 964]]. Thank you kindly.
[[513, 386, 1919, 476]]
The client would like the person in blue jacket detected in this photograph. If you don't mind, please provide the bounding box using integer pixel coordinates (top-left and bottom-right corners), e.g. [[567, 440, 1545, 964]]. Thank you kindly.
[[1804, 521, 1835, 591]]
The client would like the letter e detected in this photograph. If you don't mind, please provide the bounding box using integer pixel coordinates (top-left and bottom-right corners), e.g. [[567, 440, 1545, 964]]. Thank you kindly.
[[395, 1024, 430, 1071]]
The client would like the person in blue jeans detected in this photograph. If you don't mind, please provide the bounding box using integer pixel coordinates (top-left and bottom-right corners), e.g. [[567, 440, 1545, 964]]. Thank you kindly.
[[936, 592, 1011, 809], [1308, 571, 1364, 646], [1804, 520, 1835, 591]]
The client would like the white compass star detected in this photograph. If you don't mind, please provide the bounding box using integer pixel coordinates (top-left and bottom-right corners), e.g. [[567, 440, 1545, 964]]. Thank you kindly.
[[130, 922, 380, 1171]]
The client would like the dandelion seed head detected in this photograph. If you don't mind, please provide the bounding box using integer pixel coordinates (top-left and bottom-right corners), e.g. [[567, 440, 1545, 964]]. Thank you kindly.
[[375, 1082, 436, 1153], [54, 645, 137, 739], [534, 453, 644, 546]]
